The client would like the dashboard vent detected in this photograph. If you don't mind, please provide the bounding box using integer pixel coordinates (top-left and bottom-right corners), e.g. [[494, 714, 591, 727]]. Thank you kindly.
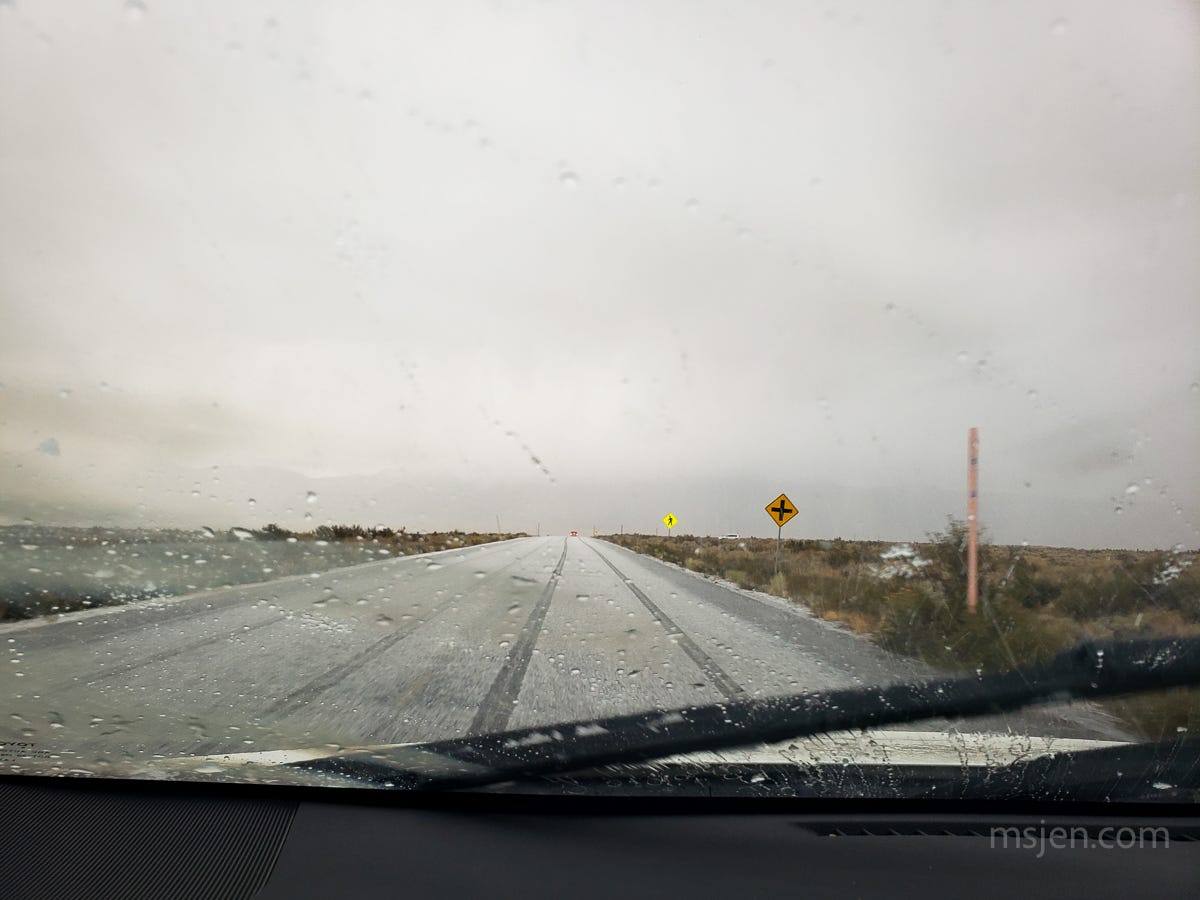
[[797, 821, 1200, 841]]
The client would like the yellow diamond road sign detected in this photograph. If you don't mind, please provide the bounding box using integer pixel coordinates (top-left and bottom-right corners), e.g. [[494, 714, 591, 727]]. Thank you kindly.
[[765, 493, 797, 527], [662, 513, 678, 529]]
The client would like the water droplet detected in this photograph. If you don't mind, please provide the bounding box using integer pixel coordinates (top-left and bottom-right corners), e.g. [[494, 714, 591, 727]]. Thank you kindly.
[[306, 491, 318, 504], [1124, 483, 1140, 495], [569, 667, 582, 676], [425, 561, 443, 571], [247, 498, 256, 507], [1114, 505, 1124, 516], [508, 603, 522, 613], [1190, 382, 1199, 394], [575, 594, 590, 602], [124, 0, 146, 21], [1050, 18, 1067, 36], [685, 198, 699, 215], [558, 170, 580, 190], [474, 571, 486, 579], [956, 351, 969, 364], [57, 388, 72, 399], [1027, 390, 1038, 402], [499, 640, 511, 649], [375, 614, 393, 626]]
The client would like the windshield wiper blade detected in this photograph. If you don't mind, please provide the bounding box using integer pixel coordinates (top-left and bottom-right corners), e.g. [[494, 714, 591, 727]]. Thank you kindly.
[[294, 636, 1200, 790]]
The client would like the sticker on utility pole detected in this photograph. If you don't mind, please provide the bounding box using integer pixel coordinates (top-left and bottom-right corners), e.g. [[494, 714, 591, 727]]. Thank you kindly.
[[764, 493, 797, 527], [662, 513, 678, 530]]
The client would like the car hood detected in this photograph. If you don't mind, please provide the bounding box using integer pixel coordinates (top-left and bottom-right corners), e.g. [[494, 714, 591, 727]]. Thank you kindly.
[[1, 728, 1121, 789]]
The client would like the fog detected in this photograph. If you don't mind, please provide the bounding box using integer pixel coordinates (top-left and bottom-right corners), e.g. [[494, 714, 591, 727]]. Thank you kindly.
[[2, 1, 1197, 548]]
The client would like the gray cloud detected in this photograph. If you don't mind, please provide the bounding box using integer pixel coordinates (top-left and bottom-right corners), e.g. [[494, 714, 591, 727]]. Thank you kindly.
[[1, 0, 1197, 548]]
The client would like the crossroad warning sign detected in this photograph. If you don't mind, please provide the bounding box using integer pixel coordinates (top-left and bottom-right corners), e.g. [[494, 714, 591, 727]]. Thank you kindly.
[[764, 493, 797, 527]]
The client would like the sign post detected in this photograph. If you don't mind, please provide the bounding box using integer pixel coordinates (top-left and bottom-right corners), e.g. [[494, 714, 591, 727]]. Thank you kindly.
[[967, 428, 979, 614], [763, 493, 798, 576], [662, 513, 678, 537]]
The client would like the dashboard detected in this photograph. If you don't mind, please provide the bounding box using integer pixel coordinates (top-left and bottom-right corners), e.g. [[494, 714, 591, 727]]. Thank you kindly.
[[2, 774, 1197, 899]]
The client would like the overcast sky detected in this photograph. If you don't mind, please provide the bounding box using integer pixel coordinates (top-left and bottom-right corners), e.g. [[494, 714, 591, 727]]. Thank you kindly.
[[1, 0, 1197, 548]]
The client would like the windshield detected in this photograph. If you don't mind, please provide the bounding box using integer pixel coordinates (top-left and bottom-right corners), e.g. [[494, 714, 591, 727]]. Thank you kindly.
[[2, 0, 1197, 801]]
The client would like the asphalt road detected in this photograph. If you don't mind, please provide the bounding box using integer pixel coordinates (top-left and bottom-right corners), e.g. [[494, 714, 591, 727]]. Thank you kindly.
[[2, 536, 1130, 763]]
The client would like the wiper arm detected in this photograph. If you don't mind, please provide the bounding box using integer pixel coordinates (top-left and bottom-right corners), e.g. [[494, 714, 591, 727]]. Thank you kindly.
[[294, 636, 1200, 790]]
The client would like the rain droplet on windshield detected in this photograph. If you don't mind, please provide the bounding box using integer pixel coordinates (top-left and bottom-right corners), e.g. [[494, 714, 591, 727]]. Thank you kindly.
[[306, 491, 318, 504], [558, 170, 580, 190]]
